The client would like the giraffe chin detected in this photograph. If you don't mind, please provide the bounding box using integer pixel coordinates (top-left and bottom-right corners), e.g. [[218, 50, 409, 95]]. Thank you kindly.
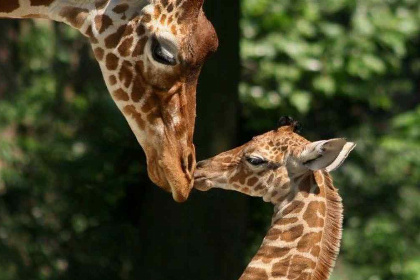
[[147, 157, 193, 203]]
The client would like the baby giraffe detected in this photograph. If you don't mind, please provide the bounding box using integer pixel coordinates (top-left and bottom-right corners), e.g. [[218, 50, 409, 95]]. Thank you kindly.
[[194, 117, 355, 280]]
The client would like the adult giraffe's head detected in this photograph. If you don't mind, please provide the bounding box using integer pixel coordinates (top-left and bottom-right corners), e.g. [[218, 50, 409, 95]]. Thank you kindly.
[[64, 0, 218, 201], [1, 0, 217, 201]]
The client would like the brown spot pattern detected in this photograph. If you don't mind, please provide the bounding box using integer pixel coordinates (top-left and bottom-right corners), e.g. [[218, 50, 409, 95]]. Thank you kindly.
[[105, 24, 127, 48], [106, 53, 119, 70], [93, 47, 104, 61], [288, 255, 315, 279], [136, 25, 146, 36], [254, 246, 290, 264], [266, 224, 303, 242], [0, 1, 19, 13], [30, 0, 54, 6], [241, 267, 269, 280], [271, 257, 291, 278], [95, 14, 113, 34], [113, 4, 129, 14], [297, 232, 322, 253], [113, 89, 129, 101], [282, 201, 305, 216], [298, 173, 315, 196], [303, 201, 326, 228], [132, 37, 148, 57], [84, 25, 98, 44], [141, 14, 151, 23], [118, 37, 134, 57], [60, 7, 89, 29], [247, 177, 258, 186], [123, 105, 145, 130], [95, 0, 109, 9], [119, 61, 133, 88], [109, 75, 117, 85]]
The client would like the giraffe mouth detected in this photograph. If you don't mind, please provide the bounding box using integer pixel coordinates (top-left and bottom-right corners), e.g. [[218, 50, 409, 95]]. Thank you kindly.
[[146, 144, 196, 202], [193, 163, 215, 191]]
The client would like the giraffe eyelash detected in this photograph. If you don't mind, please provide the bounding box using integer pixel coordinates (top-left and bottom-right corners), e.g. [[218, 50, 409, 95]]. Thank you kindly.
[[245, 156, 268, 166]]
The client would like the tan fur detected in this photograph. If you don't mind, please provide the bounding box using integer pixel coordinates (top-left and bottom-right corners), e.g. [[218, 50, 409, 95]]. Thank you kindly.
[[312, 171, 343, 280]]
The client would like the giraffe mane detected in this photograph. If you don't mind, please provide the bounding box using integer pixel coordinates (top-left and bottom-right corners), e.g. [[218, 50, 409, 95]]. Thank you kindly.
[[312, 171, 343, 280]]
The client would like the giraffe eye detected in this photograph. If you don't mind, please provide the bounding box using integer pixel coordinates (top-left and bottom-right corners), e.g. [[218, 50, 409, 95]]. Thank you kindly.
[[246, 156, 268, 166], [151, 37, 177, 66]]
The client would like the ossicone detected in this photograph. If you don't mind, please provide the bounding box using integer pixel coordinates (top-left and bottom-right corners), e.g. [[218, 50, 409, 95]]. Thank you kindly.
[[278, 116, 302, 133]]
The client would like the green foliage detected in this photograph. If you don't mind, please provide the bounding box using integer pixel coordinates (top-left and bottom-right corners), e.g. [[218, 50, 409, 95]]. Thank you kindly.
[[0, 21, 146, 280], [241, 1, 420, 279]]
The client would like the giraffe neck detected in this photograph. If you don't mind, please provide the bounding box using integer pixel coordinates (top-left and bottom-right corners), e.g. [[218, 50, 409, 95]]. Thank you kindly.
[[240, 171, 342, 280]]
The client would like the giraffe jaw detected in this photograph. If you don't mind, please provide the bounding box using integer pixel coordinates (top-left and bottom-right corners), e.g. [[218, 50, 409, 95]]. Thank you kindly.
[[145, 143, 196, 202]]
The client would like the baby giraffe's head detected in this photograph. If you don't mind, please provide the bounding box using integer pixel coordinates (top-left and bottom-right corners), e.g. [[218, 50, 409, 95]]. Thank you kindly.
[[194, 117, 355, 202]]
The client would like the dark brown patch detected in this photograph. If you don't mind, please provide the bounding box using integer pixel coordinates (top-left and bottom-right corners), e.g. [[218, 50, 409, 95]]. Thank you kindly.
[[95, 14, 113, 34], [267, 173, 274, 185], [298, 173, 315, 195], [113, 3, 129, 14], [311, 245, 321, 257], [132, 75, 145, 103], [109, 75, 117, 85], [136, 25, 146, 36], [84, 25, 98, 44], [93, 47, 104, 61], [60, 7, 89, 29], [282, 201, 305, 216], [271, 257, 291, 278], [119, 61, 133, 88], [167, 3, 174, 13], [288, 255, 315, 279], [266, 225, 304, 242], [254, 245, 290, 264], [171, 25, 177, 35], [113, 89, 129, 101], [118, 37, 134, 57], [95, 0, 109, 9], [106, 53, 119, 70], [297, 232, 323, 253], [241, 266, 269, 280], [29, 0, 54, 6], [247, 177, 258, 186], [104, 24, 127, 48], [161, 0, 169, 7], [281, 225, 304, 242], [132, 37, 148, 57], [273, 217, 298, 226], [0, 0, 19, 13], [154, 5, 161, 19], [160, 14, 167, 25], [303, 201, 326, 228], [123, 105, 145, 130], [141, 14, 151, 23], [167, 15, 174, 24]]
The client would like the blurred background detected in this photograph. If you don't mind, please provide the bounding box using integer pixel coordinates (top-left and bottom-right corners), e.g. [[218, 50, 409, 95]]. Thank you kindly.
[[0, 0, 419, 279]]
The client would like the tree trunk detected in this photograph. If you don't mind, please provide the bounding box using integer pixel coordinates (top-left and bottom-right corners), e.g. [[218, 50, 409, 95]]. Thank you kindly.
[[135, 1, 248, 279]]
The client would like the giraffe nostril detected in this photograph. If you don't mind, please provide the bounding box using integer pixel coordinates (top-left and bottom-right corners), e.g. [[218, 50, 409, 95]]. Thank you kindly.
[[187, 152, 194, 174], [181, 148, 195, 181]]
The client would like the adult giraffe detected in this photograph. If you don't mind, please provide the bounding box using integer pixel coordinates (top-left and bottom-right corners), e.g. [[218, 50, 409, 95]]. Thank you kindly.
[[0, 0, 218, 202]]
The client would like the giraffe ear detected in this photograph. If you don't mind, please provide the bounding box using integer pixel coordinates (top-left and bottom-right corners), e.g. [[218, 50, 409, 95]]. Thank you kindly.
[[299, 138, 356, 172]]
